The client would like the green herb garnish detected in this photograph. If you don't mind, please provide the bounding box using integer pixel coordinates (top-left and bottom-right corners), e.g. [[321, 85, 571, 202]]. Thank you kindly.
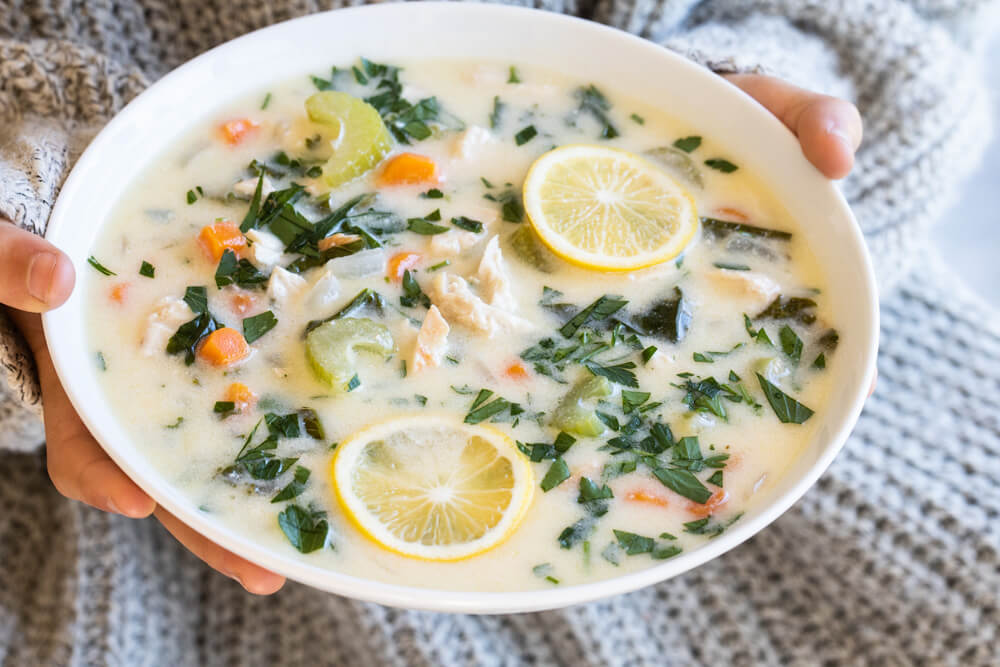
[[756, 373, 814, 424], [243, 310, 278, 344], [277, 504, 328, 553], [272, 466, 311, 503], [705, 158, 738, 173], [514, 125, 538, 146], [87, 256, 116, 276], [139, 261, 155, 278], [672, 136, 702, 153]]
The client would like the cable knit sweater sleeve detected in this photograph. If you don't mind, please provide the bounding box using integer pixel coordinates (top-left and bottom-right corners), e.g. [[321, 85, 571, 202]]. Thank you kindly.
[[0, 0, 996, 455]]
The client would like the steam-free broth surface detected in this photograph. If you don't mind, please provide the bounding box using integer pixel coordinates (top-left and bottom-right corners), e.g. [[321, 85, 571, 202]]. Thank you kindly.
[[87, 60, 837, 590]]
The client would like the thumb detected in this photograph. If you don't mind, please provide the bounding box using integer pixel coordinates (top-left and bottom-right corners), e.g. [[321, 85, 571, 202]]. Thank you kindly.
[[0, 220, 76, 312]]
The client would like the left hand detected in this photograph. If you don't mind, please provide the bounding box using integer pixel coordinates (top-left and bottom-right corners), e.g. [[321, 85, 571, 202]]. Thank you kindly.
[[724, 74, 863, 179]]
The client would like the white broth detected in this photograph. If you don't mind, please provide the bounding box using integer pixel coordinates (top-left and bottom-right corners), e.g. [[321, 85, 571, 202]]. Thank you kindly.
[[86, 60, 836, 591]]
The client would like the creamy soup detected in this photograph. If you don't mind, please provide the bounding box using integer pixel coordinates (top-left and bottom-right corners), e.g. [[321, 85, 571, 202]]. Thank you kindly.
[[86, 60, 837, 591]]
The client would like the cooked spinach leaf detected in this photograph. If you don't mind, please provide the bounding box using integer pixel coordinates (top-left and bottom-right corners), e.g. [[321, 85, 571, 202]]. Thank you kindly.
[[653, 467, 713, 504], [701, 217, 792, 241], [541, 458, 571, 492], [705, 158, 738, 173], [558, 517, 596, 549], [572, 85, 619, 139], [400, 269, 431, 308], [632, 287, 691, 343], [166, 312, 221, 365], [672, 136, 702, 153], [779, 324, 803, 364], [272, 466, 311, 503], [183, 286, 208, 314], [215, 250, 268, 289], [243, 310, 277, 344], [559, 295, 628, 338]]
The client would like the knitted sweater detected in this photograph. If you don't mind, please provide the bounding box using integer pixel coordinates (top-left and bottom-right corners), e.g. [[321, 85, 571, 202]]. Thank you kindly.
[[1, 1, 999, 665]]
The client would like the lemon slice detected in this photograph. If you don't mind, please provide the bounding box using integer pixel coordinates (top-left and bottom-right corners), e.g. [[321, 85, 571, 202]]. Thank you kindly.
[[522, 144, 698, 271], [305, 91, 392, 189], [332, 415, 534, 561]]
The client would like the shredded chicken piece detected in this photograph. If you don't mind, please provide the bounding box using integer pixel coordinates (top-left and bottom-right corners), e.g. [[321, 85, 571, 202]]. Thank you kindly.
[[411, 305, 450, 372], [267, 266, 307, 306], [317, 233, 362, 251], [429, 272, 531, 338], [233, 175, 275, 198], [451, 125, 495, 159], [477, 236, 516, 310], [245, 228, 286, 269], [429, 230, 482, 257], [708, 269, 780, 310], [140, 297, 194, 357]]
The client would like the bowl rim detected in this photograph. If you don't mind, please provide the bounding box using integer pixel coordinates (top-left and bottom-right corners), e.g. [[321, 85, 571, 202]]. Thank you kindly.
[[41, 1, 879, 614]]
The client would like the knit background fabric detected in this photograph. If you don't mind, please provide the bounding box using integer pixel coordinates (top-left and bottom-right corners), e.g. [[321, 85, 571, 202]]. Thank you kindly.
[[1, 1, 999, 665]]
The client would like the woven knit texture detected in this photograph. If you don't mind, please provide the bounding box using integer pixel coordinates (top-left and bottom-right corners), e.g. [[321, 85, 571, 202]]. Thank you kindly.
[[1, 1, 999, 665]]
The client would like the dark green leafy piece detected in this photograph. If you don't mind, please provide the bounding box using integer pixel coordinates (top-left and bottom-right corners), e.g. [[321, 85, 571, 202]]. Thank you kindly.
[[701, 217, 792, 241], [653, 467, 712, 504], [400, 270, 431, 308], [578, 477, 613, 516], [756, 373, 814, 424], [490, 96, 504, 129], [464, 396, 512, 424], [707, 470, 724, 487], [235, 436, 297, 480], [139, 261, 155, 278], [541, 458, 571, 492], [214, 401, 236, 417], [631, 287, 691, 343], [304, 288, 387, 335], [346, 374, 361, 392], [755, 296, 817, 324], [215, 250, 268, 289], [779, 324, 803, 364], [183, 286, 208, 314], [813, 353, 827, 370], [243, 311, 277, 344], [630, 113, 645, 125], [613, 530, 654, 555], [484, 188, 524, 222], [278, 504, 328, 553], [558, 517, 596, 549], [166, 312, 221, 365], [87, 256, 116, 276], [265, 412, 301, 439], [507, 66, 521, 84], [299, 408, 325, 440], [585, 360, 638, 388], [672, 136, 702, 153], [272, 466, 311, 503], [559, 295, 628, 338], [572, 85, 619, 139], [451, 216, 484, 233], [422, 188, 444, 199], [514, 125, 538, 146], [622, 390, 651, 413], [705, 158, 738, 173], [407, 217, 449, 235]]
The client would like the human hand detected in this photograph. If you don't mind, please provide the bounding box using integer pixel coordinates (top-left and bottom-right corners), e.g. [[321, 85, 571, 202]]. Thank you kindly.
[[724, 74, 863, 180], [0, 220, 285, 594]]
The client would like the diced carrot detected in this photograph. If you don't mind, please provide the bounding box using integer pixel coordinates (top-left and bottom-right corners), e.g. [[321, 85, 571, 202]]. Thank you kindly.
[[376, 153, 439, 187], [219, 118, 260, 146], [387, 251, 421, 282], [714, 207, 749, 222], [197, 328, 250, 367], [504, 361, 530, 380], [224, 382, 257, 412], [109, 283, 129, 304], [686, 489, 730, 518], [230, 291, 258, 316], [198, 220, 247, 261], [625, 489, 671, 508]]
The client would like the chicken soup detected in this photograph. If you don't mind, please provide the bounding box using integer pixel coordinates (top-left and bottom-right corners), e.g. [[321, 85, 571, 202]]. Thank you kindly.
[[86, 60, 837, 590]]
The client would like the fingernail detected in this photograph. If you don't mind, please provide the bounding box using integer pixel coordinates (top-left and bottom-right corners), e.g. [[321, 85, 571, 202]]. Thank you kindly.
[[827, 122, 857, 150], [27, 252, 58, 304]]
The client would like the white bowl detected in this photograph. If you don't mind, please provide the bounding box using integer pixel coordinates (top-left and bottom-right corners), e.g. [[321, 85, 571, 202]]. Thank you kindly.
[[42, 2, 879, 614]]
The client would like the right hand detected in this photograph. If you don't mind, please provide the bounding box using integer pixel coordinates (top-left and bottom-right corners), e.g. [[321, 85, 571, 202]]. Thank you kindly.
[[1, 220, 285, 594]]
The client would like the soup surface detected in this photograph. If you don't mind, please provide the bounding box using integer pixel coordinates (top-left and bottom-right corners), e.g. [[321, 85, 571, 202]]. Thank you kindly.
[[87, 60, 838, 591]]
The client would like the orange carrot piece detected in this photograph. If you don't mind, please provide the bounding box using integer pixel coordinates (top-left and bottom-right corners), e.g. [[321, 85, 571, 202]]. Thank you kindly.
[[714, 207, 749, 222], [687, 489, 730, 518], [504, 361, 530, 380], [197, 328, 250, 367], [224, 382, 257, 411], [625, 489, 671, 508], [376, 153, 439, 187], [219, 118, 260, 146], [109, 283, 129, 304], [387, 251, 421, 282], [198, 220, 247, 261], [231, 291, 257, 316]]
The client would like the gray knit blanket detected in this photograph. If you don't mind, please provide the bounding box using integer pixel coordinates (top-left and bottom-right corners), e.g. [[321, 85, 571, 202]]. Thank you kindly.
[[2, 1, 999, 665]]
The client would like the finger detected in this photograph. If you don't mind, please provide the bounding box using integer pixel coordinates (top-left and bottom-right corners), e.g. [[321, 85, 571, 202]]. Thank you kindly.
[[0, 221, 75, 312], [6, 310, 156, 518], [724, 74, 863, 179], [155, 507, 287, 595]]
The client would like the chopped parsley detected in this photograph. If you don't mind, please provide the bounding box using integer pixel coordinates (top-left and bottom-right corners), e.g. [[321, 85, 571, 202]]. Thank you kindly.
[[672, 136, 702, 153], [400, 269, 431, 308], [214, 401, 236, 417], [572, 85, 619, 139], [139, 261, 155, 278], [652, 467, 712, 504], [490, 96, 504, 129], [514, 125, 538, 146], [87, 256, 116, 276], [585, 360, 638, 388], [421, 188, 444, 199], [243, 310, 278, 344], [705, 158, 739, 173], [272, 466, 311, 503], [540, 458, 571, 492], [630, 113, 645, 125], [451, 216, 484, 233], [778, 324, 803, 364], [756, 373, 814, 424], [407, 209, 449, 235], [277, 504, 328, 553]]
